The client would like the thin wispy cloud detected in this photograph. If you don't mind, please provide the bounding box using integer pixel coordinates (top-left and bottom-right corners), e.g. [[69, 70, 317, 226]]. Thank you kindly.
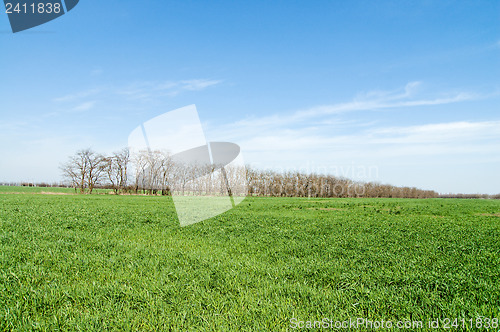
[[374, 120, 500, 136], [71, 101, 96, 112], [48, 79, 223, 118], [90, 68, 103, 76], [52, 78, 222, 105], [368, 120, 500, 145], [115, 79, 222, 100], [292, 82, 480, 120], [234, 120, 500, 152], [53, 88, 103, 102], [213, 82, 487, 141], [0, 120, 30, 132], [356, 81, 421, 101], [180, 79, 221, 91]]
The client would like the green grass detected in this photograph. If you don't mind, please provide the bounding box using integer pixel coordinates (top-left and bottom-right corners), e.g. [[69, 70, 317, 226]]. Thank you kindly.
[[0, 186, 115, 195], [0, 186, 76, 194], [0, 190, 499, 330]]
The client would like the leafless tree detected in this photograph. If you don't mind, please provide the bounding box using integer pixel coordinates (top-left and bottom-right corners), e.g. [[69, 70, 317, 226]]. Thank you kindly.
[[84, 150, 107, 194], [60, 160, 81, 193], [106, 148, 129, 194], [60, 149, 107, 194], [243, 168, 438, 199]]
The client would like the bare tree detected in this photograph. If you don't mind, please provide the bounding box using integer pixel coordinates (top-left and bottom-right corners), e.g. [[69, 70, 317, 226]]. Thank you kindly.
[[60, 149, 107, 194], [106, 148, 129, 194], [60, 160, 81, 193], [132, 150, 149, 194], [60, 149, 90, 193], [243, 168, 438, 199], [85, 150, 107, 194]]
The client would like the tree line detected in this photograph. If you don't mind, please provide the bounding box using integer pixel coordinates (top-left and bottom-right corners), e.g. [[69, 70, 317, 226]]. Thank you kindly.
[[60, 148, 130, 194], [60, 148, 246, 197], [58, 148, 498, 199], [246, 169, 439, 198]]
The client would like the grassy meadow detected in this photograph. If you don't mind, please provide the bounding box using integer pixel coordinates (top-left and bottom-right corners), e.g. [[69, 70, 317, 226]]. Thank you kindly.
[[0, 186, 499, 330]]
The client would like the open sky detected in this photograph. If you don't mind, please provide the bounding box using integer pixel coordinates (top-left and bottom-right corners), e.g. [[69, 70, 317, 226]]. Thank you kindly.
[[1, 1, 499, 194]]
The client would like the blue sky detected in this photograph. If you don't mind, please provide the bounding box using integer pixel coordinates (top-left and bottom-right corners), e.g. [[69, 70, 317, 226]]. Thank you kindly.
[[1, 0, 499, 194]]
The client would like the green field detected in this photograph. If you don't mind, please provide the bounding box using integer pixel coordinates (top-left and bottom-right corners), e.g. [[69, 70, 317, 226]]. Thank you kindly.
[[1, 187, 499, 331], [0, 186, 109, 195]]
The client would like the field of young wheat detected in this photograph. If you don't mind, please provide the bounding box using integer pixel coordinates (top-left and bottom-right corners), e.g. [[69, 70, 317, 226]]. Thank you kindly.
[[0, 187, 499, 330]]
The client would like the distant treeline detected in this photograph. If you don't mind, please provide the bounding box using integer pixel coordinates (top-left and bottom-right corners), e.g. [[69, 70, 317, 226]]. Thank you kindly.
[[3, 148, 498, 199], [58, 148, 441, 198], [0, 182, 67, 188], [438, 193, 500, 199], [245, 169, 439, 198], [2, 180, 498, 200]]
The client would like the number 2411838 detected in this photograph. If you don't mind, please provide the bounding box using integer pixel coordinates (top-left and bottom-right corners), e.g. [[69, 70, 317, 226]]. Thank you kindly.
[[5, 2, 62, 14]]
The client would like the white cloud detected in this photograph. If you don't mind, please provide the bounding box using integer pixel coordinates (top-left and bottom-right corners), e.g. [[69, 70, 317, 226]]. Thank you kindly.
[[53, 88, 103, 102], [229, 120, 500, 155], [219, 83, 482, 141], [90, 68, 103, 76], [180, 79, 221, 91], [0, 120, 31, 132], [209, 82, 486, 143], [71, 101, 96, 112], [114, 79, 221, 99], [357, 81, 421, 101], [371, 121, 500, 144], [52, 79, 222, 105], [292, 86, 478, 120]]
